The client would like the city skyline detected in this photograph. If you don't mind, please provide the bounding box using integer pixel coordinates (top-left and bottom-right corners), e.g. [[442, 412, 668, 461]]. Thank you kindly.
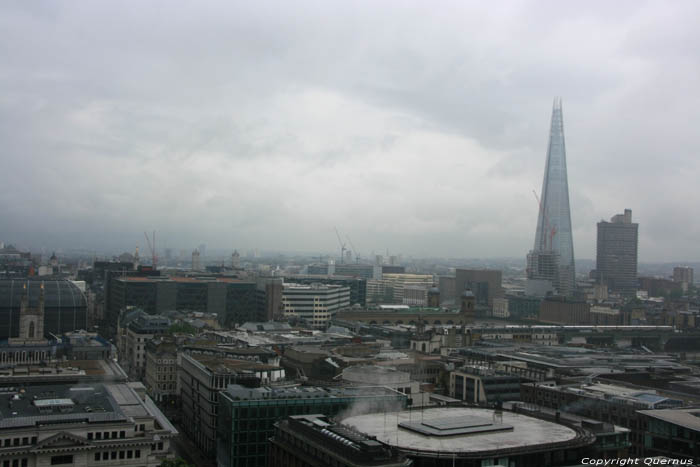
[[2, 1, 700, 262]]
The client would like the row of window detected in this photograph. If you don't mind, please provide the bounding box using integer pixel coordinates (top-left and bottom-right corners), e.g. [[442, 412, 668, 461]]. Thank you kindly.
[[87, 430, 125, 440], [94, 449, 141, 461], [2, 437, 37, 447], [1, 459, 27, 467]]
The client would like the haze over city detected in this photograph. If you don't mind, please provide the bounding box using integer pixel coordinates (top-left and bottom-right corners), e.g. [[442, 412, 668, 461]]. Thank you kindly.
[[3, 0, 700, 261]]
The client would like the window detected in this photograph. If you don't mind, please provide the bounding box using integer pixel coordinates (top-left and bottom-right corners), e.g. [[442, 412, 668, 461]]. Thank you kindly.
[[88, 433, 93, 440], [96, 432, 101, 440], [127, 450, 133, 459], [139, 424, 145, 432], [119, 431, 125, 438], [135, 449, 141, 458], [112, 431, 117, 439], [94, 453, 100, 462], [102, 452, 108, 460], [50, 456, 73, 465], [22, 437, 28, 445], [119, 451, 125, 460], [111, 451, 117, 460]]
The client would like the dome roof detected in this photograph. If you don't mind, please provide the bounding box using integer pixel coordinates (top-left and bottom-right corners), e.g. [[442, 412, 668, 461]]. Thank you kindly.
[[0, 279, 87, 308], [428, 287, 440, 294]]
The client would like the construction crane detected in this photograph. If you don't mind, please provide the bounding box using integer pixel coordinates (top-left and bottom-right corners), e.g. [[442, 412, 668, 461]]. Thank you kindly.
[[144, 231, 157, 269], [334, 227, 347, 264], [532, 190, 556, 250], [346, 235, 360, 263]]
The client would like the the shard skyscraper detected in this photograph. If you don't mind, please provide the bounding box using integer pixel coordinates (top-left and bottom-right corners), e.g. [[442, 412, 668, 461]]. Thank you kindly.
[[526, 98, 575, 297]]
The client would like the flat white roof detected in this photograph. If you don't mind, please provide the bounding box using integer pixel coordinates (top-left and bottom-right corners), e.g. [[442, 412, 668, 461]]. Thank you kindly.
[[342, 407, 578, 453]]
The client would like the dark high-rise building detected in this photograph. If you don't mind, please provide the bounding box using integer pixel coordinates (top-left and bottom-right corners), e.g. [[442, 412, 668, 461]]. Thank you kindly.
[[527, 98, 576, 297], [107, 276, 259, 332], [596, 209, 638, 297]]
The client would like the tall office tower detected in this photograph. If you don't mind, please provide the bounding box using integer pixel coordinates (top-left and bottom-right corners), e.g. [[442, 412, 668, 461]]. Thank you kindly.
[[526, 98, 576, 297], [192, 248, 201, 271], [595, 209, 639, 297], [673, 266, 694, 287]]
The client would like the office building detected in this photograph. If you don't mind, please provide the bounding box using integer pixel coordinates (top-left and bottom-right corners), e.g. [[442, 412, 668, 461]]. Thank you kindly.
[[526, 98, 576, 297], [282, 283, 350, 329], [217, 384, 406, 467], [108, 276, 259, 330], [673, 266, 694, 292], [179, 353, 283, 457], [255, 277, 283, 321], [596, 209, 639, 297], [367, 274, 434, 305], [192, 249, 201, 271], [116, 310, 170, 381], [269, 414, 412, 467], [521, 381, 685, 456], [0, 383, 177, 467], [454, 269, 502, 307], [144, 337, 178, 405], [539, 297, 590, 325], [450, 366, 523, 404], [285, 274, 367, 306], [639, 408, 700, 462]]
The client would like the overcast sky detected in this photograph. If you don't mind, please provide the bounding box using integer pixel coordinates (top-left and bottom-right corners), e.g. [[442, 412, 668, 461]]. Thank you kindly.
[[2, 1, 699, 261]]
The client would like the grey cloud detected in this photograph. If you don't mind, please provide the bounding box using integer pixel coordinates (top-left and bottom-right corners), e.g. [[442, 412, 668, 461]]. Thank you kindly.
[[1, 0, 699, 261]]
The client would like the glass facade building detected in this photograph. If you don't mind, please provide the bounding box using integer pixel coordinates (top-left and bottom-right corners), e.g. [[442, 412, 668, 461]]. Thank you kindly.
[[217, 385, 406, 467], [527, 98, 576, 297]]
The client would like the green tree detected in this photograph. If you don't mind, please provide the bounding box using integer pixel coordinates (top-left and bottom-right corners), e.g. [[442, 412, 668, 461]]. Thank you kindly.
[[167, 322, 197, 335], [160, 458, 194, 467]]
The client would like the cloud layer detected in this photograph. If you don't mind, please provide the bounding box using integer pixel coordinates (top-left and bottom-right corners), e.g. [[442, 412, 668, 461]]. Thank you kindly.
[[2, 0, 699, 261]]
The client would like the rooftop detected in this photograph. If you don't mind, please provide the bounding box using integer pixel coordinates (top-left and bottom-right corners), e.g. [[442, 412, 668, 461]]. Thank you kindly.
[[188, 353, 279, 375], [224, 384, 405, 402], [638, 408, 700, 431], [342, 407, 582, 454]]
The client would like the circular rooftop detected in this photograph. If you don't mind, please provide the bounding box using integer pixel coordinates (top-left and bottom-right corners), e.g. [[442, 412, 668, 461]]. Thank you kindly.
[[341, 407, 579, 455]]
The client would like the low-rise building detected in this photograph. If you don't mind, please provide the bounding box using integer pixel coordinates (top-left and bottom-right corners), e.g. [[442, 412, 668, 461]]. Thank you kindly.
[[0, 382, 177, 467]]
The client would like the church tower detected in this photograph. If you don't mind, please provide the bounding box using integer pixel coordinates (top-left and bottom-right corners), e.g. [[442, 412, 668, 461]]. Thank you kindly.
[[18, 281, 45, 341]]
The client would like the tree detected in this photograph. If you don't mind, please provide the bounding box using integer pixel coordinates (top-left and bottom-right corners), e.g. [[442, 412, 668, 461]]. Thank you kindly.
[[160, 458, 194, 467]]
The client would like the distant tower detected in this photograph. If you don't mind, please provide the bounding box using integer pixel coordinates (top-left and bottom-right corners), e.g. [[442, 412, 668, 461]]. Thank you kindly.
[[460, 289, 475, 322], [49, 252, 58, 267], [198, 243, 207, 259], [192, 249, 201, 271], [596, 209, 638, 297], [232, 250, 241, 268], [526, 98, 576, 297], [428, 286, 440, 307], [16, 281, 45, 341], [134, 246, 140, 270]]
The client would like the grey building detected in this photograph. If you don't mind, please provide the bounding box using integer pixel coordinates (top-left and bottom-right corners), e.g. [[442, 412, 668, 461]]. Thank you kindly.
[[454, 269, 502, 307], [596, 209, 639, 297]]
